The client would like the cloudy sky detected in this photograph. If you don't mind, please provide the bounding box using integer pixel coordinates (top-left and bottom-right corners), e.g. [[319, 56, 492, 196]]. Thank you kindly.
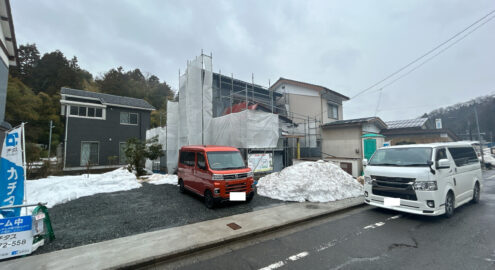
[[11, 0, 495, 121]]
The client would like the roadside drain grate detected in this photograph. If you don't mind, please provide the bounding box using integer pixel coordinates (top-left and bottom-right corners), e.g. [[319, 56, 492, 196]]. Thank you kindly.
[[227, 222, 242, 230]]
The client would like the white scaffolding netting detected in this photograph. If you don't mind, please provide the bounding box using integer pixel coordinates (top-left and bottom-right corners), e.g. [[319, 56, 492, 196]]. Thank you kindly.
[[146, 54, 280, 173], [206, 110, 279, 149]]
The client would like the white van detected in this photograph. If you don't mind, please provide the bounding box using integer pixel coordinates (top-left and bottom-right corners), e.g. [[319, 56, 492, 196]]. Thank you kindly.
[[363, 142, 482, 217]]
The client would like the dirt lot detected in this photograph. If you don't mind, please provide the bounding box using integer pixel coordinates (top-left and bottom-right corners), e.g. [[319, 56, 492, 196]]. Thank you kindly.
[[34, 183, 283, 254]]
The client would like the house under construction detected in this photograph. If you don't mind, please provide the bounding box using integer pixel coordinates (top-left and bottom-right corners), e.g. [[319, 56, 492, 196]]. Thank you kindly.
[[147, 54, 334, 174]]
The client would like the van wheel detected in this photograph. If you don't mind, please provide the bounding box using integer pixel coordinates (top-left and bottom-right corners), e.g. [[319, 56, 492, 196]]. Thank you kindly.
[[204, 190, 215, 209], [472, 182, 480, 204], [444, 192, 455, 218], [179, 179, 185, 193], [246, 192, 254, 203]]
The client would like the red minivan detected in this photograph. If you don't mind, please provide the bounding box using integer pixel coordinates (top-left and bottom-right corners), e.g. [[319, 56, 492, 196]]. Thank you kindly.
[[177, 145, 255, 208]]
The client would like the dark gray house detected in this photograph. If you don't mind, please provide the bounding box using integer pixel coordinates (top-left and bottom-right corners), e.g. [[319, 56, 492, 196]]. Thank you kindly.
[[60, 87, 155, 170], [0, 0, 18, 134]]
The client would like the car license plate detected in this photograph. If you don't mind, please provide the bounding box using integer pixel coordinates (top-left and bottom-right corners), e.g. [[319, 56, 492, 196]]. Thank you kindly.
[[230, 192, 246, 201], [384, 197, 400, 207]]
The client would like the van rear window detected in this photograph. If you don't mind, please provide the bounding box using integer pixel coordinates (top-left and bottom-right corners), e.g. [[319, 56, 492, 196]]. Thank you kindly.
[[448, 147, 479, 167]]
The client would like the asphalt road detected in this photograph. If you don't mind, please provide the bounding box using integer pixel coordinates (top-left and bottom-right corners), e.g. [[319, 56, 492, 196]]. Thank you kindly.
[[167, 170, 495, 270]]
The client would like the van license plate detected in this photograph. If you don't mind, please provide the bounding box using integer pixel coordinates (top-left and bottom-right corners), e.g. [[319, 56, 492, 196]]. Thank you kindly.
[[384, 197, 400, 207], [230, 192, 246, 201]]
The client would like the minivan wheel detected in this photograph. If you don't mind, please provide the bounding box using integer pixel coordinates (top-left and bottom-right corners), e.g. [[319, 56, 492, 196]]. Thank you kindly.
[[246, 192, 254, 203], [444, 192, 455, 218], [472, 182, 480, 204], [179, 179, 185, 193], [204, 190, 215, 209]]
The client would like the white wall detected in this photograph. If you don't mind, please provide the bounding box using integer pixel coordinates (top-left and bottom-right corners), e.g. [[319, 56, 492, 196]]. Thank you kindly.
[[272, 83, 319, 97]]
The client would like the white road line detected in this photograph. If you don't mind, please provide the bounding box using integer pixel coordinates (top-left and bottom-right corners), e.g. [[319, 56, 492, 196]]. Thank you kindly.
[[259, 261, 285, 270], [288, 251, 309, 261], [375, 222, 385, 227], [364, 224, 376, 229], [387, 215, 401, 220], [259, 251, 310, 270], [487, 174, 495, 179]]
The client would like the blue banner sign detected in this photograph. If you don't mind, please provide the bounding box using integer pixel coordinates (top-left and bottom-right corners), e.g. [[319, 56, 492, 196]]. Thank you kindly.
[[0, 126, 25, 217]]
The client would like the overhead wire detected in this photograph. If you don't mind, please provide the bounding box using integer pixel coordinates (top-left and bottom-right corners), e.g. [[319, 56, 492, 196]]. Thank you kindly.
[[350, 9, 495, 100]]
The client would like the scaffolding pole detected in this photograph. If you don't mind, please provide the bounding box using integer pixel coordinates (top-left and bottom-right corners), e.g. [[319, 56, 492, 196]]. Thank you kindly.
[[230, 73, 233, 114]]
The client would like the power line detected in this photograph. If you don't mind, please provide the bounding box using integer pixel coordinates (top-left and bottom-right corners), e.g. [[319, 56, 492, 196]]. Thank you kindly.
[[377, 13, 495, 91], [351, 9, 495, 100]]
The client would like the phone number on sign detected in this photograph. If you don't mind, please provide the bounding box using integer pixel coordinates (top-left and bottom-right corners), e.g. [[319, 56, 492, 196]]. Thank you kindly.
[[1, 239, 27, 248]]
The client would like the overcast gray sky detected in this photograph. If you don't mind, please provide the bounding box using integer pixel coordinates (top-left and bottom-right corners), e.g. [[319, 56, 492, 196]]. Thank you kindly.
[[11, 0, 495, 121]]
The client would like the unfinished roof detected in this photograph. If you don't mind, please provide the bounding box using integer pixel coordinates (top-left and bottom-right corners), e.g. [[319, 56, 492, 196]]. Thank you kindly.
[[61, 87, 155, 110], [321, 117, 387, 129], [385, 118, 428, 129], [270, 77, 350, 101]]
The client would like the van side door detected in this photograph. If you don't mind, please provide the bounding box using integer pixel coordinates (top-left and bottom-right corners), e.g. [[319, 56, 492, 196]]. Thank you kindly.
[[435, 147, 454, 196], [195, 152, 210, 195], [447, 147, 479, 203], [182, 151, 198, 194]]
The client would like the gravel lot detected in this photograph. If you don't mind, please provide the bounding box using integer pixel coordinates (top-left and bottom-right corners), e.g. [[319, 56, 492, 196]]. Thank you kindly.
[[34, 183, 283, 254]]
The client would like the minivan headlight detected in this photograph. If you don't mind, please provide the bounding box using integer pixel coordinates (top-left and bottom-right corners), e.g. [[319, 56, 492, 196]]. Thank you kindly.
[[364, 176, 373, 185], [413, 181, 438, 191], [212, 174, 224, 180], [247, 171, 253, 178]]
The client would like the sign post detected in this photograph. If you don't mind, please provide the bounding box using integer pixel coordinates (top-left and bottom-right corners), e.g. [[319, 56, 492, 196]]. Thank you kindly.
[[0, 125, 26, 217]]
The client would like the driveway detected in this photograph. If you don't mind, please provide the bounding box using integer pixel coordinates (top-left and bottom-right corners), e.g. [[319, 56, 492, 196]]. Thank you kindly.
[[34, 183, 283, 254]]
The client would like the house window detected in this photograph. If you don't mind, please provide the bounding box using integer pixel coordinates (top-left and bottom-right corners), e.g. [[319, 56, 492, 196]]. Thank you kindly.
[[328, 103, 338, 119], [119, 142, 127, 164], [78, 106, 87, 116], [81, 142, 99, 166], [120, 112, 139, 125], [69, 105, 104, 119], [70, 106, 79, 116]]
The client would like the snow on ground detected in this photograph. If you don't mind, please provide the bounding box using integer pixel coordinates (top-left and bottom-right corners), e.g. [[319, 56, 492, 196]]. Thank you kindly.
[[257, 160, 363, 202], [25, 168, 141, 213], [144, 174, 178, 185]]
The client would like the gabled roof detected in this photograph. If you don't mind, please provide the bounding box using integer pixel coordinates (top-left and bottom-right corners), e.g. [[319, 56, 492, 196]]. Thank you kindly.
[[270, 77, 350, 101], [321, 117, 387, 129], [385, 118, 428, 129], [61, 87, 155, 110]]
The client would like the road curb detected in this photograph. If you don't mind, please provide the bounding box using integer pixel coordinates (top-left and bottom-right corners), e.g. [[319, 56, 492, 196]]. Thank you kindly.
[[0, 197, 365, 270], [119, 197, 365, 269]]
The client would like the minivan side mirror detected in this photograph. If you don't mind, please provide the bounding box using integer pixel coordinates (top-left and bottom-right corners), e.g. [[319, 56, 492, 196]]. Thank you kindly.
[[362, 159, 368, 166], [437, 159, 450, 169]]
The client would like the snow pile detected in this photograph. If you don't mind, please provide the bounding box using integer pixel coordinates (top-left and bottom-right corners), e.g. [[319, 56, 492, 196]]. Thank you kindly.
[[257, 160, 363, 202], [146, 174, 178, 185], [26, 168, 141, 211]]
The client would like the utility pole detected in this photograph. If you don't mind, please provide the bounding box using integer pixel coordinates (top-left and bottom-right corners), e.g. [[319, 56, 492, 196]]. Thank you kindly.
[[48, 120, 53, 158], [474, 105, 485, 168]]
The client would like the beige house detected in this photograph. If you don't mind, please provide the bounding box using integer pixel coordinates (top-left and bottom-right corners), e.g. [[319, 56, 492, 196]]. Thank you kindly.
[[270, 78, 349, 151], [320, 117, 387, 177]]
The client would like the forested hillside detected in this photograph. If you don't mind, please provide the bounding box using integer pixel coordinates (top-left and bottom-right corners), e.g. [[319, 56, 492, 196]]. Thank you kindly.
[[424, 94, 495, 142], [6, 43, 175, 157]]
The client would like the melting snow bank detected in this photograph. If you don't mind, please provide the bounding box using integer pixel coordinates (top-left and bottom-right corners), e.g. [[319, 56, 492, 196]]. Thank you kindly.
[[143, 174, 178, 185], [257, 160, 363, 202], [26, 168, 141, 212]]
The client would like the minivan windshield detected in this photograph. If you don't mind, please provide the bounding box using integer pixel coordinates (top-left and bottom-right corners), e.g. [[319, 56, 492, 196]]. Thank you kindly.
[[369, 147, 433, 166], [207, 151, 246, 170]]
